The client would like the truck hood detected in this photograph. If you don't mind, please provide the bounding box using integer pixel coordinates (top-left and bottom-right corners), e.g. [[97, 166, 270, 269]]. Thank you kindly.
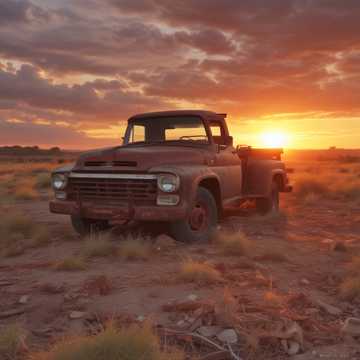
[[73, 145, 209, 172]]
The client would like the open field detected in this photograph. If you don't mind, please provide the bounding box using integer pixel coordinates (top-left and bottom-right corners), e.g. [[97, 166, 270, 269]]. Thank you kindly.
[[0, 153, 359, 359]]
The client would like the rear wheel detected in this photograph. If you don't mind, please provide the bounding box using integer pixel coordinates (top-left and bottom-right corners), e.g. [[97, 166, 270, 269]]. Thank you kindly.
[[71, 216, 111, 237], [169, 187, 218, 243], [256, 180, 280, 215]]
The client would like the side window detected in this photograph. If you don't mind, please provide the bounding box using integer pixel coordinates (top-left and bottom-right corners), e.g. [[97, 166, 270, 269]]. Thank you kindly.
[[210, 122, 225, 145], [210, 124, 222, 137], [129, 125, 145, 143]]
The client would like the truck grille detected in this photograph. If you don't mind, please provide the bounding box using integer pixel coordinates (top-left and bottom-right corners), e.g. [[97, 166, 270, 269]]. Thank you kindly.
[[68, 177, 157, 205]]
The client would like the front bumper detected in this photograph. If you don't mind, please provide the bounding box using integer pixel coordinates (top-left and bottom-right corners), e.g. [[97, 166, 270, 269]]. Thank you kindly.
[[49, 199, 187, 222]]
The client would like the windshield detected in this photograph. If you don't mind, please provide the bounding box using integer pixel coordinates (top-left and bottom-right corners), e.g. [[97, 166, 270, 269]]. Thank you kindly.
[[123, 116, 209, 145]]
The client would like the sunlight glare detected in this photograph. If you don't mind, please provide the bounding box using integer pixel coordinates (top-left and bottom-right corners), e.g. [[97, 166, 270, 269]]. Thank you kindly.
[[261, 131, 289, 148]]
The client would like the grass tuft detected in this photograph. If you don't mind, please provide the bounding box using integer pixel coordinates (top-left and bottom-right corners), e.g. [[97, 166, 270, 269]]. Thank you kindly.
[[0, 212, 51, 256], [215, 231, 251, 256], [31, 227, 51, 247], [36, 173, 51, 189], [295, 177, 330, 199], [82, 233, 117, 259], [340, 256, 360, 301], [178, 260, 222, 285], [54, 257, 87, 271], [340, 277, 360, 301], [0, 324, 26, 359], [31, 324, 183, 360], [118, 235, 151, 261], [0, 213, 37, 239], [13, 179, 38, 200]]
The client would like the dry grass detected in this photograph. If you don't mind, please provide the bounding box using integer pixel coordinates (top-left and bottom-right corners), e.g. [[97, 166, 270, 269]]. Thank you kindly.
[[36, 173, 51, 189], [13, 179, 38, 200], [0, 324, 26, 360], [31, 324, 183, 360], [178, 260, 222, 285], [0, 212, 37, 239], [0, 212, 51, 256], [264, 291, 283, 308], [0, 161, 56, 201], [31, 227, 51, 247], [215, 231, 251, 256], [340, 257, 360, 301], [294, 177, 329, 199], [340, 277, 360, 301], [54, 257, 87, 271], [291, 161, 360, 204], [118, 235, 151, 261], [82, 233, 118, 259]]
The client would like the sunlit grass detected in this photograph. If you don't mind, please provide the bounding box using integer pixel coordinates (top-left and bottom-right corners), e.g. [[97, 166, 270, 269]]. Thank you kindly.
[[178, 260, 222, 285], [0, 211, 52, 257], [0, 324, 26, 359], [118, 235, 151, 261], [82, 233, 117, 259], [54, 257, 87, 271], [215, 231, 251, 256], [31, 324, 183, 360], [339, 257, 360, 301]]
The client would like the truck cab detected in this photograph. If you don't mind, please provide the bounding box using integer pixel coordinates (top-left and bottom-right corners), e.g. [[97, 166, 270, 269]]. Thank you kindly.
[[50, 110, 292, 242]]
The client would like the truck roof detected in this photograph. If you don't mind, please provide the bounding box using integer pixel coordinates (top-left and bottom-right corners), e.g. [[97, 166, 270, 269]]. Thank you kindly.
[[129, 110, 226, 121]]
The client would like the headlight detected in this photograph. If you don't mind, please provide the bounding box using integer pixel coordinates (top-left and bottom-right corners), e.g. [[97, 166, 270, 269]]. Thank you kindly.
[[52, 173, 68, 190], [157, 174, 180, 193]]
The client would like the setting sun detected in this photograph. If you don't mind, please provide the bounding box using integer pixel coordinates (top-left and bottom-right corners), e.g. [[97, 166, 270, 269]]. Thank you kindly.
[[261, 131, 289, 148]]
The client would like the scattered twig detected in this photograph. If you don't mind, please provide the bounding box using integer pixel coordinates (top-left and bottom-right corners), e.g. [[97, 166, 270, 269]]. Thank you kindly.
[[227, 343, 243, 360], [0, 308, 25, 319], [199, 350, 231, 360]]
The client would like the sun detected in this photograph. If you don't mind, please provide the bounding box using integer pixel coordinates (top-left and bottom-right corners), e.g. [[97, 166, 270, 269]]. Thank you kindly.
[[261, 131, 289, 148]]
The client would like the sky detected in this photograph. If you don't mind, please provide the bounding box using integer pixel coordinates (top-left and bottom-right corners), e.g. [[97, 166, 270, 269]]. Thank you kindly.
[[0, 0, 359, 149]]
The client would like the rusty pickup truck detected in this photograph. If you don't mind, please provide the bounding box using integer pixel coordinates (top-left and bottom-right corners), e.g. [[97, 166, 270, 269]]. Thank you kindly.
[[50, 110, 292, 242]]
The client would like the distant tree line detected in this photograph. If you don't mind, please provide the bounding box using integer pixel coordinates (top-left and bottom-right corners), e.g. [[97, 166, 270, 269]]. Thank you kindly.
[[0, 145, 62, 156]]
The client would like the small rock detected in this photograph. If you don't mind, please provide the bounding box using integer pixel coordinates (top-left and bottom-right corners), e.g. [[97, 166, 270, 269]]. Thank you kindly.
[[341, 317, 360, 336], [300, 278, 310, 285], [187, 294, 198, 302], [281, 339, 301, 355], [19, 295, 29, 304], [136, 315, 145, 322], [69, 311, 86, 320], [216, 329, 238, 344], [197, 326, 222, 338], [316, 299, 342, 316], [176, 320, 186, 328], [154, 234, 177, 250]]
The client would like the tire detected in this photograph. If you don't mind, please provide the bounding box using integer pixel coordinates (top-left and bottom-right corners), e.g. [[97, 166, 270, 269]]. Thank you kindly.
[[169, 187, 218, 243], [256, 180, 280, 215], [70, 216, 111, 237]]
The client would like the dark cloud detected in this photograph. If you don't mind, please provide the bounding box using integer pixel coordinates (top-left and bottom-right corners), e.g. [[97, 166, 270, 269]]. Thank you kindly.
[[0, 119, 117, 148], [0, 64, 170, 124], [0, 0, 48, 25]]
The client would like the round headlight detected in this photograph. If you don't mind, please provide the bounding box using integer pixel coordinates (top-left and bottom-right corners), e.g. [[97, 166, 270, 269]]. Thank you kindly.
[[52, 174, 68, 190], [157, 174, 180, 193]]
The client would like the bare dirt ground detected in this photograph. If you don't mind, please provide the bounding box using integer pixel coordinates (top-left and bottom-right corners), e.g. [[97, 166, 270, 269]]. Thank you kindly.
[[0, 159, 360, 359], [0, 197, 360, 359]]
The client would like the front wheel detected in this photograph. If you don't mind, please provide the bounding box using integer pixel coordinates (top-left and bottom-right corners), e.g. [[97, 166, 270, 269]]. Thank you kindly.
[[256, 180, 280, 215], [70, 216, 111, 237], [169, 187, 218, 243]]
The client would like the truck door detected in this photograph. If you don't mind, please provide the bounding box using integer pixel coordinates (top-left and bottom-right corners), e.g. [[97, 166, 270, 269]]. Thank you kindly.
[[209, 122, 243, 200]]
